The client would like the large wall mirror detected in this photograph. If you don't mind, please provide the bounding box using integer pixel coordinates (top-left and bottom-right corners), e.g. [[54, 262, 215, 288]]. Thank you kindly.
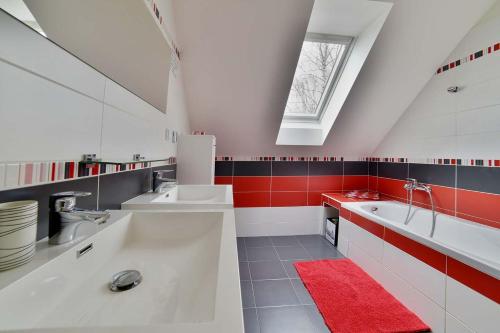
[[0, 0, 172, 113]]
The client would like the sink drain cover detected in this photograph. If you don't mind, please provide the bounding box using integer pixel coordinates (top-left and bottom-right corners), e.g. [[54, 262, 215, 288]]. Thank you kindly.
[[109, 270, 142, 292]]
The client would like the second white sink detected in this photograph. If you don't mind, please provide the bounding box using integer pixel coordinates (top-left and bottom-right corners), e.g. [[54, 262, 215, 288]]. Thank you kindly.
[[122, 185, 233, 210]]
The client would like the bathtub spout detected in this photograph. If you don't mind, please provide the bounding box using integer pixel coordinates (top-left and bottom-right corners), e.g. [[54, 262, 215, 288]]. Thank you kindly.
[[403, 179, 436, 237]]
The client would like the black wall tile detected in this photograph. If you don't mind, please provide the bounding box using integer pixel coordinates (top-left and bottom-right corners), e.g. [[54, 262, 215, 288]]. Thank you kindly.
[[233, 161, 271, 176], [98, 168, 152, 210], [0, 177, 98, 240], [457, 166, 500, 194], [344, 161, 369, 175], [215, 161, 233, 176], [308, 161, 343, 175], [368, 162, 378, 176], [271, 161, 308, 176], [409, 164, 455, 187], [378, 162, 408, 180]]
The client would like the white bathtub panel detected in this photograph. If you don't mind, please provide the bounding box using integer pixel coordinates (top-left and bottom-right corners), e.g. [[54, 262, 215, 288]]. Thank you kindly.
[[383, 243, 446, 307], [234, 207, 323, 237], [379, 267, 445, 333], [445, 313, 473, 333], [343, 218, 384, 262], [337, 236, 349, 257], [446, 277, 500, 333], [339, 217, 353, 240], [348, 243, 384, 283]]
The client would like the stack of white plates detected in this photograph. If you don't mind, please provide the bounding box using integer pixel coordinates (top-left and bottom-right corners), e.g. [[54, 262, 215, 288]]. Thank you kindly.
[[0, 200, 38, 271]]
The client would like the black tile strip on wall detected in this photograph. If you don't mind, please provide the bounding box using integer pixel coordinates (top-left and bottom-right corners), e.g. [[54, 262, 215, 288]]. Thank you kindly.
[[215, 161, 233, 176], [271, 161, 308, 176], [308, 161, 343, 175], [0, 164, 176, 240], [233, 161, 271, 176], [368, 162, 378, 176], [409, 164, 456, 188], [377, 162, 409, 180], [0, 177, 98, 240], [457, 166, 500, 195], [343, 161, 369, 175]]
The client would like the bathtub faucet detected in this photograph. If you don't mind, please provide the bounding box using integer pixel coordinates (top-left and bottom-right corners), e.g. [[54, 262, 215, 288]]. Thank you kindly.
[[403, 178, 437, 237]]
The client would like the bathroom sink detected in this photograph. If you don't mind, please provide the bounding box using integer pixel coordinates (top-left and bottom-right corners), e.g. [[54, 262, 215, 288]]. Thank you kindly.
[[122, 185, 233, 210], [0, 210, 243, 333]]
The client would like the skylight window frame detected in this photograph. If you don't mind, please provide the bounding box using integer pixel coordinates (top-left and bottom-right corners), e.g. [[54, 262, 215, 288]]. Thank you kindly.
[[284, 33, 354, 123]]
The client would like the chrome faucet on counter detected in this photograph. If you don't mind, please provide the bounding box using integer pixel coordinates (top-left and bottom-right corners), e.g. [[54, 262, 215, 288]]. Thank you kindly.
[[153, 170, 177, 193], [49, 191, 110, 245], [403, 178, 437, 237]]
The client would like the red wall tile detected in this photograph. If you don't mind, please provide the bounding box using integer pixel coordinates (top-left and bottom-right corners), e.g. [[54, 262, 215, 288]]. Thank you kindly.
[[233, 192, 270, 208], [384, 228, 446, 273], [350, 212, 385, 239], [308, 175, 342, 192], [368, 176, 378, 191], [308, 192, 324, 206], [214, 176, 232, 185], [456, 188, 500, 226], [378, 177, 407, 201], [271, 192, 308, 207], [340, 207, 351, 220], [233, 176, 271, 192], [271, 176, 307, 191], [412, 184, 455, 213], [343, 175, 369, 191], [447, 257, 500, 303]]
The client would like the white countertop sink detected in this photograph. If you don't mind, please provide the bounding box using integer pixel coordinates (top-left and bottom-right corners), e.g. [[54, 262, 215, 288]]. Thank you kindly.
[[0, 210, 243, 333], [122, 185, 233, 210]]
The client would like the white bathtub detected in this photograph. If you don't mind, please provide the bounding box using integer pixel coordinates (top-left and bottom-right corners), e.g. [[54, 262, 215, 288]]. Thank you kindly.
[[343, 201, 500, 279]]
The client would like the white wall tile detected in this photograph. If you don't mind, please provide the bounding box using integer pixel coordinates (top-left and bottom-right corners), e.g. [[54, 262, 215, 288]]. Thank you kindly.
[[446, 277, 500, 333], [456, 104, 500, 135], [343, 218, 384, 261], [0, 164, 5, 189], [5, 164, 20, 188], [0, 61, 102, 162], [383, 243, 446, 307], [347, 242, 384, 282]]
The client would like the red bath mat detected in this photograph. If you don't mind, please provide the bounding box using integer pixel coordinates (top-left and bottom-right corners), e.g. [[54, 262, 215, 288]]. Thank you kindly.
[[294, 259, 430, 333]]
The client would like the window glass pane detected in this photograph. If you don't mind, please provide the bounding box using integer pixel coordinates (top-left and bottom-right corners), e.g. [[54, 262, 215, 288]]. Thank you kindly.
[[285, 40, 345, 117]]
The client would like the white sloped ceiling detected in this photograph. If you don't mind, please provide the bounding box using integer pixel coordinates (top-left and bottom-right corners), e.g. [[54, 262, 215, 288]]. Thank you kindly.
[[174, 0, 496, 157]]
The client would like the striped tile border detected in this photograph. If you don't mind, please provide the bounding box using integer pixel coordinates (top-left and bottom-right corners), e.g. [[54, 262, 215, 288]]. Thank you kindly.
[[365, 157, 500, 167], [0, 157, 176, 190], [215, 156, 355, 162], [436, 41, 499, 74]]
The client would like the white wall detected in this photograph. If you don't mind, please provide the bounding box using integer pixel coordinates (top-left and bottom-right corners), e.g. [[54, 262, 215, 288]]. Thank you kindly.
[[0, 8, 190, 164], [374, 1, 500, 159]]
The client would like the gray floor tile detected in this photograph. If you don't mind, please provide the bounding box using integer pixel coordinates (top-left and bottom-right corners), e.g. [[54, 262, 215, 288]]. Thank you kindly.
[[245, 236, 272, 247], [270, 236, 299, 247], [253, 279, 300, 307], [306, 246, 344, 260], [246, 247, 279, 261], [291, 279, 314, 305], [238, 244, 248, 262], [241, 280, 255, 308], [258, 306, 317, 333], [275, 245, 311, 260], [243, 308, 261, 333], [305, 305, 331, 333], [296, 234, 330, 247], [249, 261, 287, 280], [281, 260, 304, 279], [237, 237, 246, 249], [240, 262, 251, 280]]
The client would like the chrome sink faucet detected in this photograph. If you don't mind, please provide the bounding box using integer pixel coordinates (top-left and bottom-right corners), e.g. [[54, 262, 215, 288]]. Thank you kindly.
[[403, 178, 437, 237], [153, 170, 177, 193], [49, 192, 110, 245]]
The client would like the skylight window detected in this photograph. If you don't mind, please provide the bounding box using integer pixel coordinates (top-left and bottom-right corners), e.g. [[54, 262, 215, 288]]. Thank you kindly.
[[284, 33, 352, 121]]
